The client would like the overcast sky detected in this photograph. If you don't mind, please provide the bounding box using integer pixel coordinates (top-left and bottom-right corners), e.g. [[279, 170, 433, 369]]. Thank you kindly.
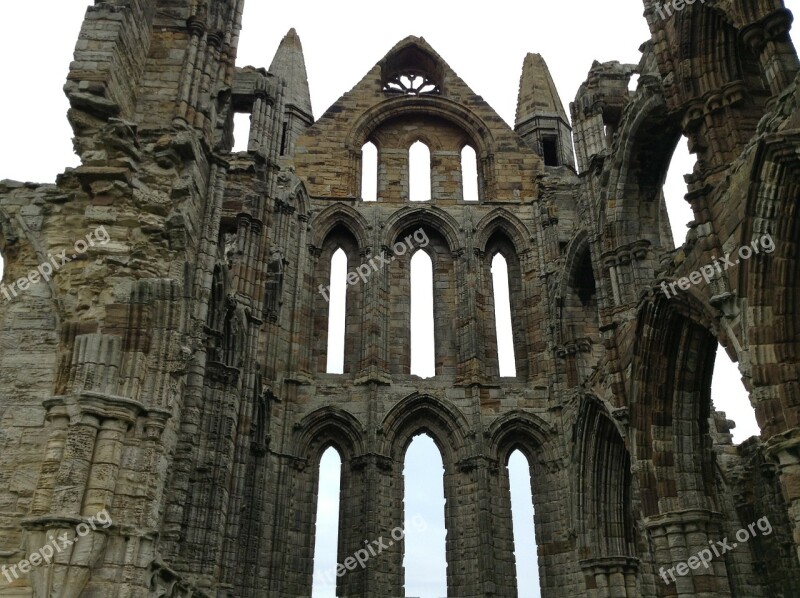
[[2, 1, 794, 597]]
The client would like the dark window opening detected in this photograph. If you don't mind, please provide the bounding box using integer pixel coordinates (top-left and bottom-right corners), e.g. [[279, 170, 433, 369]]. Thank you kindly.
[[542, 137, 559, 167]]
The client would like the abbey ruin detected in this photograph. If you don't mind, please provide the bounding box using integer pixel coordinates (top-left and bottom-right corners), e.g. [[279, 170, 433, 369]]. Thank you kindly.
[[0, 0, 799, 596]]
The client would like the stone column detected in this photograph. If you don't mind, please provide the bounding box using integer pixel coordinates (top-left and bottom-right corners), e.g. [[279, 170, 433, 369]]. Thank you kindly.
[[645, 509, 732, 596]]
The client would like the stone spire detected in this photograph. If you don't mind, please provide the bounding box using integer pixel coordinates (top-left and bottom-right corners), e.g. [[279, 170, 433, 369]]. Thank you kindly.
[[515, 53, 574, 169], [269, 28, 313, 120]]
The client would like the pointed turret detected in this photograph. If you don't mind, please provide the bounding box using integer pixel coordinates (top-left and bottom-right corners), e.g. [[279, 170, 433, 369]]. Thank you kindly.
[[270, 28, 314, 157], [515, 53, 575, 169]]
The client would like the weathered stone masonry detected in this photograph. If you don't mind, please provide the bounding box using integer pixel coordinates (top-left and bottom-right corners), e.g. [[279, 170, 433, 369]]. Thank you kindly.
[[0, 1, 799, 596]]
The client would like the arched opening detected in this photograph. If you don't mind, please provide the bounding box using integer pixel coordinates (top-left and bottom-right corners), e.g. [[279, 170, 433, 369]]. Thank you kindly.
[[326, 248, 347, 374], [711, 343, 759, 443], [563, 241, 600, 384], [662, 136, 697, 247], [312, 447, 342, 597], [403, 434, 447, 598], [232, 112, 251, 152], [410, 250, 435, 378], [461, 145, 479, 202], [361, 141, 378, 202], [409, 141, 431, 202], [492, 254, 516, 377], [508, 450, 540, 597]]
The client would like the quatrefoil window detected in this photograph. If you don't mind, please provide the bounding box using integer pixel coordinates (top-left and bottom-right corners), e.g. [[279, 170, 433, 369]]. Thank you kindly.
[[383, 72, 440, 96]]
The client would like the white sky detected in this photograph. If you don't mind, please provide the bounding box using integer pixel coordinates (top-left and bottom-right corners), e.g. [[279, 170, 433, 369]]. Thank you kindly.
[[2, 1, 795, 596]]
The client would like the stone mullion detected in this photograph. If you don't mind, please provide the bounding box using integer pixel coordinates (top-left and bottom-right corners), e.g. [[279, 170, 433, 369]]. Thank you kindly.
[[367, 460, 404, 596], [388, 252, 411, 375], [334, 459, 367, 597], [266, 457, 314, 597], [438, 248, 462, 378], [372, 244, 393, 380], [516, 249, 536, 381], [487, 461, 518, 596], [444, 463, 482, 597], [249, 95, 264, 152], [475, 250, 498, 380]]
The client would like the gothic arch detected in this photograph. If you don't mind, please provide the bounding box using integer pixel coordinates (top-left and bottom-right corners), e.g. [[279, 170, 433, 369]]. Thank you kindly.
[[741, 136, 800, 437], [474, 209, 531, 256], [380, 393, 471, 465], [310, 203, 370, 251], [629, 288, 720, 518], [572, 396, 635, 557], [559, 230, 591, 300], [477, 223, 530, 379], [347, 96, 494, 161], [276, 172, 311, 218], [382, 205, 462, 253], [601, 88, 682, 251], [487, 410, 556, 466], [558, 231, 601, 384], [312, 224, 365, 374], [292, 406, 366, 461]]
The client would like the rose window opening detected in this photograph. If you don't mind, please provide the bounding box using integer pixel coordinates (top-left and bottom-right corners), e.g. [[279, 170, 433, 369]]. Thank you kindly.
[[383, 72, 440, 96]]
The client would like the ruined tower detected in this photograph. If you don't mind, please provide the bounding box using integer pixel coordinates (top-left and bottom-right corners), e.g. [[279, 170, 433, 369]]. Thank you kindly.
[[0, 0, 799, 596]]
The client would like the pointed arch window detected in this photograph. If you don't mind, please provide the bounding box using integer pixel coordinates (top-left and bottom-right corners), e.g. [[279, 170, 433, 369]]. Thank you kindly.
[[361, 141, 378, 202], [711, 343, 759, 442], [461, 145, 479, 202], [410, 251, 435, 378], [409, 141, 431, 202], [326, 249, 347, 374], [508, 450, 540, 596], [492, 254, 517, 377], [403, 434, 447, 597], [663, 136, 698, 248], [312, 447, 342, 597]]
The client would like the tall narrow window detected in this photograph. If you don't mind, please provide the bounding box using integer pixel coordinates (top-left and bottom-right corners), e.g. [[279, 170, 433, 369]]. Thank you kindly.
[[409, 141, 431, 202], [711, 343, 759, 443], [508, 450, 540, 597], [312, 448, 342, 598], [403, 434, 447, 598], [232, 112, 251, 152], [461, 145, 479, 202], [361, 142, 378, 202], [663, 136, 697, 247], [326, 249, 347, 374], [492, 254, 517, 377], [542, 136, 559, 166], [410, 251, 435, 378]]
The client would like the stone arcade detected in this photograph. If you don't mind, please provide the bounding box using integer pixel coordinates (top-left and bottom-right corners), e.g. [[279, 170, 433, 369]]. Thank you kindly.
[[0, 1, 799, 596]]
